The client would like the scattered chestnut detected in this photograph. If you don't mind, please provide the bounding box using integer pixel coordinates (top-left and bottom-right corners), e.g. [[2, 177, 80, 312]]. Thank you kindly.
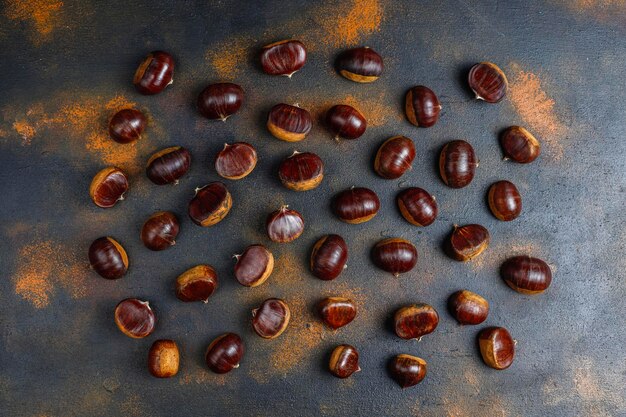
[[397, 187, 438, 227], [267, 103, 312, 142], [318, 297, 356, 329], [148, 339, 180, 378], [371, 238, 417, 277], [336, 47, 383, 83], [500, 256, 552, 294], [233, 244, 274, 287], [374, 136, 416, 179], [89, 167, 129, 208], [439, 140, 478, 188], [205, 333, 244, 374], [197, 83, 244, 121], [188, 182, 232, 227], [329, 344, 360, 378], [468, 62, 508, 103], [266, 205, 304, 243], [278, 151, 324, 191], [405, 85, 441, 128], [260, 39, 307, 77], [478, 327, 515, 370], [175, 265, 218, 302], [310, 234, 348, 281], [500, 126, 541, 163], [251, 298, 291, 339], [109, 109, 146, 143], [325, 105, 367, 140], [332, 187, 380, 224], [388, 354, 427, 388], [114, 298, 156, 339], [215, 142, 257, 180], [141, 211, 180, 251], [89, 236, 128, 279], [133, 51, 174, 95], [447, 224, 490, 262], [146, 146, 191, 185], [488, 180, 522, 221], [448, 290, 489, 325], [394, 304, 439, 340]]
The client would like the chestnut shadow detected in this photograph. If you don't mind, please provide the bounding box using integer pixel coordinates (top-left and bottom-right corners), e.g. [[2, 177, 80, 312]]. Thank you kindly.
[[248, 43, 267, 76], [457, 63, 477, 100], [439, 229, 455, 260], [430, 143, 443, 181]]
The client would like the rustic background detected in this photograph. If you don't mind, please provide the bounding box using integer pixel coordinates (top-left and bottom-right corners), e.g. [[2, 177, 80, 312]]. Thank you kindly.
[[1, 0, 625, 416]]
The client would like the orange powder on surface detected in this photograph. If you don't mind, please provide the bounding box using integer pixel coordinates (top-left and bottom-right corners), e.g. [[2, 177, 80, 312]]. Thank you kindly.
[[178, 366, 228, 386], [205, 36, 252, 80], [5, 0, 64, 43], [314, 0, 383, 47], [12, 120, 37, 145]]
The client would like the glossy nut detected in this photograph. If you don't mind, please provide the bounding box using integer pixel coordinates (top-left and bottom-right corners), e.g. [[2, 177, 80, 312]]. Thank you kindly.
[[326, 105, 367, 140], [260, 40, 307, 77], [114, 298, 156, 338], [405, 85, 441, 128], [215, 142, 257, 180], [141, 211, 180, 251], [318, 297, 356, 329], [251, 298, 291, 339], [336, 47, 383, 83], [468, 62, 508, 103], [310, 234, 348, 281], [109, 109, 146, 143], [394, 304, 439, 340], [146, 146, 191, 185], [447, 224, 490, 262], [374, 136, 416, 179], [500, 256, 552, 294], [388, 354, 427, 388], [397, 187, 438, 227], [233, 244, 274, 287], [278, 151, 324, 191], [197, 83, 244, 121], [329, 344, 360, 378], [205, 333, 244, 374], [371, 238, 418, 277], [332, 187, 380, 224], [500, 126, 541, 163], [488, 180, 522, 221], [89, 167, 129, 208], [148, 339, 180, 378], [175, 265, 218, 302], [89, 237, 128, 279], [133, 51, 174, 95], [267, 103, 312, 142], [188, 182, 232, 227], [266, 206, 304, 243], [439, 140, 478, 188], [478, 327, 515, 370], [448, 290, 489, 325]]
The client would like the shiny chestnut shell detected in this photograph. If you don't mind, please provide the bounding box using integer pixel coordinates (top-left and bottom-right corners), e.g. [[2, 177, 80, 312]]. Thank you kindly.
[[478, 327, 515, 370], [215, 142, 257, 180], [197, 83, 244, 121], [448, 290, 489, 325], [371, 238, 418, 277], [278, 151, 324, 191], [133, 51, 174, 95], [141, 211, 180, 251], [146, 146, 191, 185], [89, 236, 128, 279], [388, 354, 427, 388], [234, 244, 274, 287], [260, 40, 307, 77], [175, 265, 218, 302], [397, 187, 438, 227], [148, 339, 180, 378], [394, 304, 439, 340], [374, 136, 416, 179], [447, 224, 490, 262], [318, 297, 356, 329], [500, 256, 552, 294], [488, 180, 522, 221], [114, 298, 156, 338], [188, 182, 232, 227], [336, 47, 383, 83], [310, 234, 348, 281], [267, 103, 312, 142], [266, 206, 304, 243], [405, 85, 441, 128], [251, 298, 291, 339], [500, 126, 541, 163], [205, 333, 244, 374], [468, 62, 508, 103], [329, 344, 360, 378], [439, 140, 478, 188], [326, 105, 367, 140], [109, 109, 146, 143], [89, 167, 129, 208], [332, 187, 380, 224]]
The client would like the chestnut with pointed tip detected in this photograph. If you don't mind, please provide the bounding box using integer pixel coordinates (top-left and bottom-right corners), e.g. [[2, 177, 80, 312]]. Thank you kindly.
[[89, 167, 129, 208], [114, 298, 156, 338], [148, 339, 180, 378], [197, 83, 244, 121], [336, 47, 383, 83], [397, 187, 438, 227], [175, 265, 218, 302], [332, 187, 380, 224], [318, 297, 356, 329], [89, 236, 128, 279], [488, 180, 522, 221], [266, 206, 304, 243], [448, 290, 489, 325], [141, 211, 179, 251], [215, 142, 257, 180], [310, 234, 348, 281], [500, 126, 541, 163], [405, 85, 441, 128], [251, 298, 291, 339], [188, 182, 232, 227], [468, 62, 508, 103], [146, 146, 191, 185], [439, 140, 478, 188], [500, 256, 552, 294], [374, 136, 416, 179], [329, 344, 360, 378], [233, 244, 274, 287], [267, 103, 312, 142], [109, 109, 146, 143], [205, 333, 244, 374], [133, 51, 174, 95], [371, 238, 418, 277], [394, 304, 439, 340], [478, 327, 515, 370], [447, 224, 490, 261], [388, 354, 427, 388], [278, 151, 324, 191], [260, 40, 307, 77], [326, 105, 367, 140]]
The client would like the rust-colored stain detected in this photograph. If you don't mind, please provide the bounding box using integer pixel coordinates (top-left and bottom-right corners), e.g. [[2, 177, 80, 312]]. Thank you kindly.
[[178, 365, 228, 386], [4, 0, 64, 45], [314, 0, 383, 47], [12, 120, 37, 145], [205, 36, 253, 80], [562, 0, 626, 25]]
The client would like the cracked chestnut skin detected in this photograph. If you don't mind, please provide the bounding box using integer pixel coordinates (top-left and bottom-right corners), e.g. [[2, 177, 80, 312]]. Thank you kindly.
[[267, 103, 312, 142], [394, 304, 439, 340], [468, 62, 508, 103], [329, 344, 360, 378], [133, 51, 174, 95], [388, 354, 427, 388], [405, 85, 441, 128], [439, 140, 478, 188], [146, 146, 191, 185], [188, 182, 232, 227], [500, 256, 552, 294], [447, 224, 490, 262], [478, 327, 515, 370], [89, 167, 129, 208], [175, 265, 218, 302], [205, 333, 244, 374], [260, 40, 307, 77], [310, 234, 348, 281], [336, 46, 383, 83], [89, 236, 128, 279], [318, 297, 356, 329], [251, 298, 290, 339]]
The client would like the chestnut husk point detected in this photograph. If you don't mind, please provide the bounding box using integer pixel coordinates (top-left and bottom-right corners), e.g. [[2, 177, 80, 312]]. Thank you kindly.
[[374, 136, 416, 179], [326, 104, 367, 140], [447, 224, 490, 262], [215, 142, 257, 180], [197, 83, 244, 121], [397, 187, 438, 227], [89, 236, 128, 279], [405, 85, 441, 128], [478, 326, 515, 370], [266, 205, 304, 243], [89, 166, 129, 208], [394, 303, 439, 340], [188, 182, 232, 227], [146, 146, 191, 185], [336, 46, 383, 83], [332, 187, 380, 224], [371, 238, 418, 277], [109, 108, 146, 143], [468, 62, 508, 103], [329, 344, 360, 378], [148, 339, 180, 378], [310, 234, 348, 281], [448, 290, 489, 325], [176, 265, 218, 302], [267, 103, 312, 142], [234, 244, 274, 287], [141, 211, 180, 251], [388, 354, 427, 388], [206, 333, 244, 374], [500, 256, 552, 294], [252, 298, 291, 339], [488, 180, 522, 221], [318, 297, 357, 330], [500, 126, 541, 163], [279, 151, 324, 191], [133, 51, 174, 95], [260, 39, 307, 77], [439, 140, 478, 188], [114, 298, 156, 339]]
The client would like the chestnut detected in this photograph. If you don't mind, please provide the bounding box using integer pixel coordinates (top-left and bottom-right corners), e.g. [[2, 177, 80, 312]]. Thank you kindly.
[[405, 85, 441, 128], [197, 83, 244, 121], [89, 167, 129, 208], [233, 244, 274, 287], [329, 344, 360, 378], [146, 146, 191, 185], [148, 339, 180, 378], [478, 327, 515, 370], [388, 354, 427, 388], [310, 234, 348, 281], [500, 126, 540, 163], [141, 211, 180, 251], [188, 182, 232, 227], [267, 103, 312, 142], [114, 298, 156, 339], [175, 265, 218, 302], [260, 39, 306, 77], [468, 62, 508, 103], [318, 297, 356, 329], [448, 290, 489, 325], [89, 236, 128, 279], [488, 180, 522, 221], [397, 187, 438, 227], [205, 333, 244, 374], [251, 298, 290, 339], [439, 140, 478, 188], [371, 238, 417, 277], [500, 256, 552, 294], [394, 304, 439, 340], [266, 206, 304, 243], [326, 105, 367, 140], [215, 142, 257, 180], [336, 47, 383, 83], [447, 224, 490, 262], [332, 187, 380, 224], [374, 136, 416, 179], [278, 151, 324, 191], [109, 109, 146, 143], [133, 51, 174, 95]]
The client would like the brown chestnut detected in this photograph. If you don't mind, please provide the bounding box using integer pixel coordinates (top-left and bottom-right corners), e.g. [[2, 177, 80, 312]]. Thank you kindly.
[[318, 297, 356, 329], [329, 344, 360, 378], [205, 333, 244, 374], [188, 182, 232, 227], [175, 265, 218, 302], [388, 354, 427, 388], [215, 142, 257, 180], [397, 187, 438, 227], [146, 146, 191, 185], [89, 236, 128, 279], [260, 40, 306, 77], [114, 298, 156, 339], [233, 244, 274, 287], [133, 51, 174, 95], [500, 126, 541, 163], [500, 256, 552, 294], [394, 304, 439, 340], [447, 224, 490, 262], [148, 339, 180, 378], [468, 62, 508, 103], [141, 211, 179, 251], [448, 290, 489, 325], [109, 109, 146, 143], [478, 327, 515, 370], [336, 47, 383, 83], [197, 83, 244, 121], [251, 298, 291, 339], [488, 180, 522, 221], [326, 105, 367, 140], [374, 136, 416, 179], [266, 205, 304, 243], [332, 187, 380, 224], [89, 167, 129, 208], [439, 140, 478, 188], [267, 103, 312, 142], [371, 238, 418, 277], [405, 85, 441, 128], [310, 234, 348, 281], [278, 151, 324, 191]]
